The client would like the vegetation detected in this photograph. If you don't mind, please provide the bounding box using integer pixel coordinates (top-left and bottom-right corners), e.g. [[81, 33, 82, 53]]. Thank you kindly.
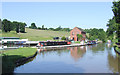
[[29, 25, 71, 32], [29, 23, 37, 29], [116, 46, 120, 52], [49, 26, 71, 32], [106, 17, 117, 41], [1, 28, 69, 41], [61, 36, 66, 40], [84, 28, 107, 42], [107, 1, 120, 44], [77, 34, 83, 41], [112, 1, 120, 44], [1, 47, 36, 73], [74, 41, 81, 43], [2, 19, 26, 33]]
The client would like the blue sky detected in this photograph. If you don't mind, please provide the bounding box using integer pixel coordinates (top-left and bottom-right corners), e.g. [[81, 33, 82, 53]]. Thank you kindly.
[[2, 2, 114, 31]]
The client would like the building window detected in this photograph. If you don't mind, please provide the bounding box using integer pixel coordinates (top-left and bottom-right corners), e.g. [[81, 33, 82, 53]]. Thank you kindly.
[[72, 32, 74, 35]]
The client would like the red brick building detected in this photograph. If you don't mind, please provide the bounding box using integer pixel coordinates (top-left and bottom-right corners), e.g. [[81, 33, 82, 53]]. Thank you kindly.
[[70, 27, 86, 41]]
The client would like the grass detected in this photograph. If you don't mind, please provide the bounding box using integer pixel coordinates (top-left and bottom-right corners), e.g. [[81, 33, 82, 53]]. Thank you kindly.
[[0, 30, 19, 37], [74, 41, 81, 43], [116, 47, 120, 52], [1, 28, 70, 41], [1, 47, 37, 73]]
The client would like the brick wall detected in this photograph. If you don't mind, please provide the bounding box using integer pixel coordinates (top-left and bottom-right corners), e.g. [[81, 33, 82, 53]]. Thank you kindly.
[[70, 27, 86, 41]]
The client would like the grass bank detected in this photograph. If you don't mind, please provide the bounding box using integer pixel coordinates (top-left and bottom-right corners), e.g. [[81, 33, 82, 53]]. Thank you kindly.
[[116, 47, 120, 52], [1, 28, 70, 41], [114, 43, 120, 54], [1, 47, 37, 74]]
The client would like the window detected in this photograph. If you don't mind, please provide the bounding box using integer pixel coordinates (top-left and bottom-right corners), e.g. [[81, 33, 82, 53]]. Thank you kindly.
[[72, 32, 74, 35]]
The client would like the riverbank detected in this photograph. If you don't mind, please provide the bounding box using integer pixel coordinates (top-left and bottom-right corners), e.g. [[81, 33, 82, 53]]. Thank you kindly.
[[1, 47, 37, 74], [114, 45, 120, 54]]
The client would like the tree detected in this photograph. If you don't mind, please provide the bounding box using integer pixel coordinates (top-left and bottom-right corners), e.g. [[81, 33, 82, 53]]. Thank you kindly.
[[84, 28, 107, 42], [12, 21, 20, 33], [38, 27, 41, 30], [12, 21, 26, 33], [106, 18, 117, 35], [112, 1, 120, 43], [29, 23, 37, 29], [49, 28, 54, 30], [54, 26, 62, 31], [2, 19, 12, 32], [42, 25, 44, 30], [0, 19, 1, 29], [77, 34, 83, 41], [20, 22, 26, 33]]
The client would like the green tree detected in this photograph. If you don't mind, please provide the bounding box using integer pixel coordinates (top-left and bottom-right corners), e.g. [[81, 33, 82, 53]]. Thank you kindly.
[[42, 25, 44, 30], [112, 1, 120, 43], [38, 27, 41, 30], [13, 21, 20, 33], [77, 34, 83, 41], [84, 28, 106, 42], [0, 19, 2, 29], [12, 21, 26, 33], [54, 26, 62, 31], [29, 23, 37, 29], [20, 22, 26, 33], [49, 28, 54, 30], [2, 19, 11, 32]]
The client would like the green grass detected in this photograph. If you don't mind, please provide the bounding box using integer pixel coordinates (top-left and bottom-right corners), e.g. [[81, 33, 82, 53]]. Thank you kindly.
[[116, 47, 120, 52], [74, 41, 81, 43], [1, 28, 70, 41], [1, 47, 37, 57], [0, 30, 19, 37], [1, 47, 37, 73]]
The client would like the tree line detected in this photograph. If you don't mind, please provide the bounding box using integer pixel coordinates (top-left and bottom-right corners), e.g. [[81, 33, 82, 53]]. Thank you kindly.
[[106, 1, 120, 43], [84, 28, 107, 42], [29, 23, 71, 32], [1, 19, 27, 33]]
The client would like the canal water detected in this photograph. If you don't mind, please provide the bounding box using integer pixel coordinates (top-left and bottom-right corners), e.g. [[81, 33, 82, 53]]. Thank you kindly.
[[14, 43, 120, 73]]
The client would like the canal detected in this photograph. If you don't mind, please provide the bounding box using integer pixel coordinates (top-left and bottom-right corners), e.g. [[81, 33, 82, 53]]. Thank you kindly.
[[14, 43, 120, 73]]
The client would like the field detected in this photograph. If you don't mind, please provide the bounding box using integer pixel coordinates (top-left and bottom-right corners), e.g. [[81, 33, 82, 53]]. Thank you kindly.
[[1, 28, 70, 41]]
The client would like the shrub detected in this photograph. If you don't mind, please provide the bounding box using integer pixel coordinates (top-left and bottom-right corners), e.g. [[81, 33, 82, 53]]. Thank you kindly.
[[61, 36, 66, 40]]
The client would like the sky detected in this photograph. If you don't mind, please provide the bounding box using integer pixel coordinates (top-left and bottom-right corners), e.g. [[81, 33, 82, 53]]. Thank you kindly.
[[2, 2, 114, 31]]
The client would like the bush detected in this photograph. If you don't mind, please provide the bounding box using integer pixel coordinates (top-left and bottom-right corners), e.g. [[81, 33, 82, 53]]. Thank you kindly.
[[61, 36, 66, 40]]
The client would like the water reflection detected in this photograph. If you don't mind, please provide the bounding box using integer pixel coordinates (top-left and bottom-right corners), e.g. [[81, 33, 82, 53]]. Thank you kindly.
[[14, 43, 120, 73], [38, 46, 86, 61], [88, 43, 105, 53], [70, 46, 86, 61], [106, 43, 119, 73]]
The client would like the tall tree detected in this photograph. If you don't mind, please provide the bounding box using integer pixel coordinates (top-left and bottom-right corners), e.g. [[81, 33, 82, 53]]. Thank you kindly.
[[20, 22, 26, 33], [112, 1, 120, 43], [2, 19, 11, 32], [13, 21, 20, 33], [42, 25, 44, 30], [106, 17, 117, 41]]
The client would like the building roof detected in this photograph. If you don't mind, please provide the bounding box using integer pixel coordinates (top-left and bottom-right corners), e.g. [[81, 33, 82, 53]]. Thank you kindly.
[[73, 27, 86, 34]]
